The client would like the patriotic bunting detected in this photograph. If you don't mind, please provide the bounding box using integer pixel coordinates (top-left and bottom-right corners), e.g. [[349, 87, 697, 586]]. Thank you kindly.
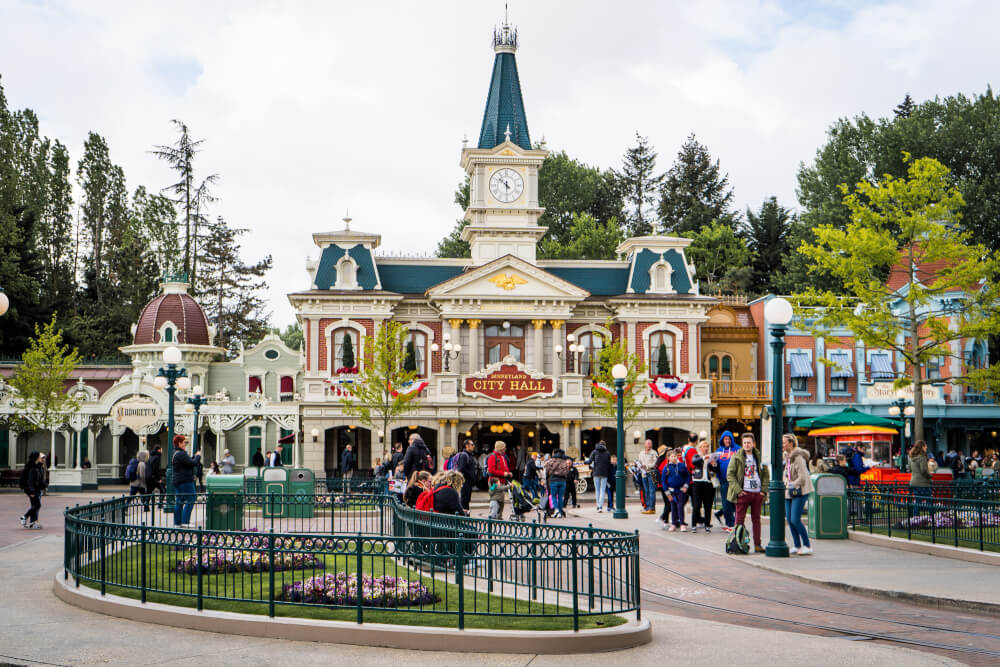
[[649, 375, 692, 402]]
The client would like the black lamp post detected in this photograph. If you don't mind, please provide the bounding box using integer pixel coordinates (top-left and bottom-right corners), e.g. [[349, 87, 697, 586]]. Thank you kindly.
[[185, 385, 209, 457], [764, 297, 793, 558], [153, 346, 189, 509], [889, 392, 914, 472], [431, 335, 462, 372], [611, 362, 629, 519]]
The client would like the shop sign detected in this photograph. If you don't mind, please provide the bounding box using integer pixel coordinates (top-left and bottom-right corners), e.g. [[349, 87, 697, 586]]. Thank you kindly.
[[112, 396, 162, 431], [462, 362, 556, 401], [865, 382, 939, 402]]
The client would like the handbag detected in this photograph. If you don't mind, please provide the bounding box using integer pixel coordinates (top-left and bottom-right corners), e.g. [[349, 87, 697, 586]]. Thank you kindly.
[[788, 486, 803, 498]]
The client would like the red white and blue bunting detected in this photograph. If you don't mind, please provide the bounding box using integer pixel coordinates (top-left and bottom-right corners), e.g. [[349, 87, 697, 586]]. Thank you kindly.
[[324, 375, 359, 398], [591, 380, 634, 396], [649, 375, 692, 402], [389, 380, 428, 399]]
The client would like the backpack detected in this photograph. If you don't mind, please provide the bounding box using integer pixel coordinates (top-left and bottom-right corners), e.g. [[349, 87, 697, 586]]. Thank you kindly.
[[125, 457, 139, 483], [446, 454, 457, 471], [725, 524, 751, 555], [415, 486, 447, 512]]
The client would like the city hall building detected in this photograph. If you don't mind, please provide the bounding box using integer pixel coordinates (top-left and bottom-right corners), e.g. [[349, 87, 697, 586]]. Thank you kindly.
[[289, 22, 723, 473]]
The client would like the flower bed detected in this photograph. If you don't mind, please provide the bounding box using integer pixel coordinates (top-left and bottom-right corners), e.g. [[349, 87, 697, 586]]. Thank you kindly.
[[277, 572, 438, 607], [176, 549, 325, 574], [896, 510, 1000, 529]]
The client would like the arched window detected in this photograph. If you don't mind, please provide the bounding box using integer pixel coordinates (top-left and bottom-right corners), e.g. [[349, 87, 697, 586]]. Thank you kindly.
[[649, 332, 675, 375], [163, 327, 174, 342], [331, 328, 359, 372], [405, 331, 428, 377], [578, 332, 604, 376], [705, 354, 733, 381], [335, 254, 359, 289]]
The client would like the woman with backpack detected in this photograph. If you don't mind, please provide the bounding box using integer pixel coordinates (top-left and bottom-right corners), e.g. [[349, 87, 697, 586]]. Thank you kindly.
[[128, 450, 152, 513], [19, 451, 46, 529]]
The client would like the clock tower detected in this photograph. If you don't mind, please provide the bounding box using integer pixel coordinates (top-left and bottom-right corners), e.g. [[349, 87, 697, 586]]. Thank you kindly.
[[460, 18, 549, 266]]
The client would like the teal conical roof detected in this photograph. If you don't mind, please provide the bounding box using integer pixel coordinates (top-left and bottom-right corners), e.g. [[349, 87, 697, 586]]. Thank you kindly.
[[478, 25, 531, 151]]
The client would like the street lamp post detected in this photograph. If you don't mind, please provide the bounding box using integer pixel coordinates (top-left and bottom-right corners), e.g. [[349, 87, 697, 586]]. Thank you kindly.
[[888, 393, 915, 472], [612, 362, 629, 519], [153, 346, 189, 509], [764, 297, 793, 558], [431, 336, 462, 372], [185, 386, 209, 457]]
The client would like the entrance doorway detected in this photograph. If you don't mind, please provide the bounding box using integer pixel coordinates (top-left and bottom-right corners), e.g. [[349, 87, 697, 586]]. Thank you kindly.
[[324, 426, 371, 476], [120, 430, 139, 480]]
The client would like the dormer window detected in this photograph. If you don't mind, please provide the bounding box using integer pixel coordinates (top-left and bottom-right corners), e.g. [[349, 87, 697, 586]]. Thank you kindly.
[[335, 253, 360, 290], [648, 259, 674, 294], [164, 327, 174, 342]]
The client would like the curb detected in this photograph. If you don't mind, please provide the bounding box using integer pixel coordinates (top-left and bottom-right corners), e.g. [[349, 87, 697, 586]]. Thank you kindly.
[[847, 529, 1000, 566], [53, 572, 652, 654]]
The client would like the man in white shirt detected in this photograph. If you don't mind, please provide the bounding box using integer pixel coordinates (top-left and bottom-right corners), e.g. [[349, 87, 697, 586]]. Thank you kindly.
[[221, 449, 236, 474]]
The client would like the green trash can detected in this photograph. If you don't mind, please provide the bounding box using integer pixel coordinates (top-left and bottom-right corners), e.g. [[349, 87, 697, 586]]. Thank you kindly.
[[288, 468, 315, 518], [243, 466, 261, 501], [206, 475, 244, 531], [261, 467, 289, 518], [808, 473, 848, 539]]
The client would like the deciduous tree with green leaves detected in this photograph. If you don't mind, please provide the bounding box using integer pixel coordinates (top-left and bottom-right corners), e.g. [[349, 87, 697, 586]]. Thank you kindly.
[[340, 321, 422, 462], [683, 220, 752, 294], [794, 155, 1000, 441], [538, 213, 623, 260], [7, 315, 82, 457], [590, 333, 646, 431]]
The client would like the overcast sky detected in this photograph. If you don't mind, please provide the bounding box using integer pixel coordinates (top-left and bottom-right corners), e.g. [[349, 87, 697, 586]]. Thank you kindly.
[[2, 1, 998, 327]]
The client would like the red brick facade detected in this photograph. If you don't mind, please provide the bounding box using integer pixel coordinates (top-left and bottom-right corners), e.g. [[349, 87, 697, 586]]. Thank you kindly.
[[315, 318, 374, 373]]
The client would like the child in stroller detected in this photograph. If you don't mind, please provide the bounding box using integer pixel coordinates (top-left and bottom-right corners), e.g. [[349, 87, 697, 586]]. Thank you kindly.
[[509, 480, 546, 523]]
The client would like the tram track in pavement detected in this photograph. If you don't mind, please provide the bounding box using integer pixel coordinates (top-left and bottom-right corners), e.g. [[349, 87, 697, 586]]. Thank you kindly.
[[632, 529, 1000, 663]]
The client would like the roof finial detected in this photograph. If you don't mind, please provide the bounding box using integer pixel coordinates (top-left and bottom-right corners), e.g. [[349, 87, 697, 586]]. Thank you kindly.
[[343, 209, 351, 231], [462, 133, 468, 149], [492, 8, 518, 52], [504, 124, 512, 142]]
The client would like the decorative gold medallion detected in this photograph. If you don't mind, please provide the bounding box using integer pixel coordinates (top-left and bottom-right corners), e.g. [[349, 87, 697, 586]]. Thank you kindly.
[[489, 272, 528, 290]]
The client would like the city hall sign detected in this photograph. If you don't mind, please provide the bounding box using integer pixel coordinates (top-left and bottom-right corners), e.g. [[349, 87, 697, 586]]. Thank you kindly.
[[462, 361, 556, 401], [112, 396, 163, 431]]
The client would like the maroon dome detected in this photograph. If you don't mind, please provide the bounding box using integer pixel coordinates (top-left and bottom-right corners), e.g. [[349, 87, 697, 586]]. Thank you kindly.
[[133, 292, 211, 346]]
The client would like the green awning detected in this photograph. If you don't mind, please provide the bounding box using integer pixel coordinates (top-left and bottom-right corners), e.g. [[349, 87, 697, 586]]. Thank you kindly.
[[795, 407, 903, 430]]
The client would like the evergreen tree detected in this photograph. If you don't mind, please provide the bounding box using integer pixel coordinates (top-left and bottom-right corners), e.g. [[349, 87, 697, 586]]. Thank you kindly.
[[403, 338, 417, 372], [617, 132, 661, 237], [150, 120, 218, 289], [341, 332, 356, 369], [894, 93, 916, 119], [658, 133, 738, 235], [536, 151, 623, 250], [38, 140, 75, 311], [273, 323, 303, 351], [656, 341, 670, 375], [198, 216, 272, 355], [76, 133, 115, 304], [743, 196, 793, 295], [436, 177, 471, 258]]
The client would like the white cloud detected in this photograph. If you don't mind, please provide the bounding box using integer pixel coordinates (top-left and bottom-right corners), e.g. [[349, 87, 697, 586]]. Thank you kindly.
[[1, 0, 998, 327]]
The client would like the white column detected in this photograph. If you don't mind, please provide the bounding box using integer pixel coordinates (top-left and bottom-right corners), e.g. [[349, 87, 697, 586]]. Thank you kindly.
[[447, 319, 464, 373], [111, 433, 121, 470], [531, 320, 545, 371], [624, 321, 636, 356], [293, 428, 299, 468], [551, 321, 565, 381], [309, 318, 320, 372], [466, 320, 481, 372], [686, 325, 697, 378], [89, 426, 101, 466], [50, 430, 56, 467], [561, 420, 570, 451], [8, 430, 17, 469]]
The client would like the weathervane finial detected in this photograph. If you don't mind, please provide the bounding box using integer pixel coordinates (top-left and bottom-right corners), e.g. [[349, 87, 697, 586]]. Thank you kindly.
[[343, 209, 351, 231]]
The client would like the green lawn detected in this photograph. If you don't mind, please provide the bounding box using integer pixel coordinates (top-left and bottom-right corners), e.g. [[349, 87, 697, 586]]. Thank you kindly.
[[78, 541, 625, 631]]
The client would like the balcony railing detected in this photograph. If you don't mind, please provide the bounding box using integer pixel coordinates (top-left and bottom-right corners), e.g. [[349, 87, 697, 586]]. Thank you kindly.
[[711, 379, 772, 401]]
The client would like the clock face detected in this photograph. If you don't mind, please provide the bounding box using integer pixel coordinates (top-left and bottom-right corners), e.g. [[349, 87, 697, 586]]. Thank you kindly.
[[489, 168, 524, 203]]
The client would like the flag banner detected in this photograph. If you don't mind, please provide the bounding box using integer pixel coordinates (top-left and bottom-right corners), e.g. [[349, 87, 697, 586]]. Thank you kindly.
[[390, 379, 429, 398], [649, 375, 692, 402]]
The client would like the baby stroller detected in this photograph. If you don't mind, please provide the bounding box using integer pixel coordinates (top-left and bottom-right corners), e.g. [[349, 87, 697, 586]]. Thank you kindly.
[[629, 462, 646, 508], [509, 480, 547, 523]]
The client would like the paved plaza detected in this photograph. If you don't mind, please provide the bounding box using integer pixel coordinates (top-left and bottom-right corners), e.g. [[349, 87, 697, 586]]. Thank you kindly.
[[4, 489, 997, 664]]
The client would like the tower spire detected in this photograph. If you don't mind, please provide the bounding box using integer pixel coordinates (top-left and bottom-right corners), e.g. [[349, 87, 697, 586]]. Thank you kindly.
[[479, 13, 530, 150]]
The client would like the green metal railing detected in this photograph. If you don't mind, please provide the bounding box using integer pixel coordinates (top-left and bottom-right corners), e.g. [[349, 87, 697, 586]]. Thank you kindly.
[[64, 486, 640, 630], [848, 488, 1000, 552]]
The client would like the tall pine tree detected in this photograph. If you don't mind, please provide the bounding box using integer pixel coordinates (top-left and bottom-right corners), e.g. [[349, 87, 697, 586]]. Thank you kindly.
[[198, 216, 272, 355], [617, 132, 661, 237], [657, 133, 738, 235], [743, 196, 793, 296]]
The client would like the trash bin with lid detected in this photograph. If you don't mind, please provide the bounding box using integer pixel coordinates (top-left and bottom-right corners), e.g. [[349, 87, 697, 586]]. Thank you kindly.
[[206, 475, 244, 531], [287, 468, 315, 518], [261, 467, 289, 518], [243, 466, 261, 501], [808, 473, 848, 539]]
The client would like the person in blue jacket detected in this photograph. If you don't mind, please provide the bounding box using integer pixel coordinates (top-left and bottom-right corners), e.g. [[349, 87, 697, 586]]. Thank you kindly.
[[714, 431, 740, 531], [661, 449, 691, 531], [844, 445, 870, 487]]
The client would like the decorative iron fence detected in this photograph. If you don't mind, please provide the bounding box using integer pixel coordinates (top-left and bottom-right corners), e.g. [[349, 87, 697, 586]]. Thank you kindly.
[[64, 487, 640, 631], [848, 488, 1000, 552]]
